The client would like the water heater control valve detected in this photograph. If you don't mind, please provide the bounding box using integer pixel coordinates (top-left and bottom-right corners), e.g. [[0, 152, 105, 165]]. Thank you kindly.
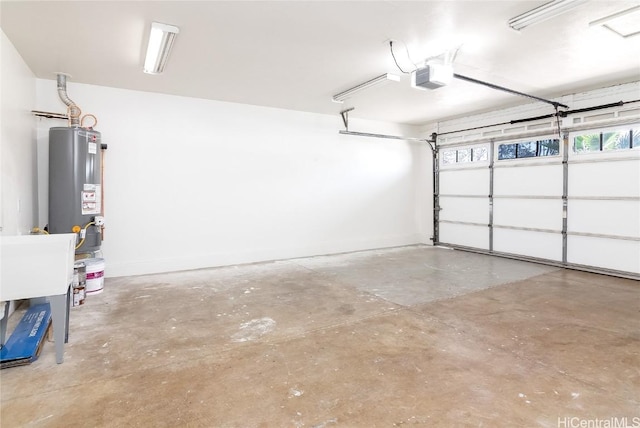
[[94, 216, 105, 226]]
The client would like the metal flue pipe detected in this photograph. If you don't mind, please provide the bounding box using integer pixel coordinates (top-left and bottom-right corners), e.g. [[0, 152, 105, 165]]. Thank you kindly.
[[56, 73, 81, 127]]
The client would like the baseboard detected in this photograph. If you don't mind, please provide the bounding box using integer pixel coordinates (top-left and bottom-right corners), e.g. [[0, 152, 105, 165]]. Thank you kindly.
[[104, 233, 425, 278]]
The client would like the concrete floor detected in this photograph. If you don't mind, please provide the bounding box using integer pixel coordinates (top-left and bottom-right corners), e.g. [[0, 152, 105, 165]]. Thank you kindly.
[[1, 245, 638, 427]]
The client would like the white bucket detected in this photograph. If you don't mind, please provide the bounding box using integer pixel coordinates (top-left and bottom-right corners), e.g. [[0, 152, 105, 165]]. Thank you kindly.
[[84, 258, 105, 295]]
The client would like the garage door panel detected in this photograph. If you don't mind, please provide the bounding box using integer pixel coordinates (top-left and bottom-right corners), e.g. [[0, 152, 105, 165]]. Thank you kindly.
[[439, 196, 489, 224], [568, 236, 640, 274], [568, 200, 640, 237], [493, 199, 563, 231], [494, 229, 562, 261], [439, 169, 489, 195], [439, 223, 489, 250], [568, 160, 640, 198], [494, 165, 562, 197]]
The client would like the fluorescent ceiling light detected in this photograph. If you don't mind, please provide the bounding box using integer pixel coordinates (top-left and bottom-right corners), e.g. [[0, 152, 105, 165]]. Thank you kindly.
[[332, 73, 400, 103], [144, 22, 180, 74], [508, 0, 589, 31], [589, 5, 640, 38]]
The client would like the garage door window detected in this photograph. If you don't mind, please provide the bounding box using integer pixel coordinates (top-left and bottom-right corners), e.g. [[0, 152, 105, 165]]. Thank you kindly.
[[497, 138, 560, 160], [441, 145, 490, 166], [574, 128, 637, 153], [473, 147, 489, 161], [457, 148, 471, 163]]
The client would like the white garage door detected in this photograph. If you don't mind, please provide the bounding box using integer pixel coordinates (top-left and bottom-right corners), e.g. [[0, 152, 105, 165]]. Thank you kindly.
[[566, 125, 640, 273], [438, 145, 491, 249], [437, 123, 640, 278]]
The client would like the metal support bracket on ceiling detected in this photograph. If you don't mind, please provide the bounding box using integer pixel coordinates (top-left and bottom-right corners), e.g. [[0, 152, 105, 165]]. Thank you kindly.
[[31, 110, 68, 120], [338, 129, 436, 152], [340, 108, 354, 131], [452, 73, 569, 110], [338, 108, 436, 150]]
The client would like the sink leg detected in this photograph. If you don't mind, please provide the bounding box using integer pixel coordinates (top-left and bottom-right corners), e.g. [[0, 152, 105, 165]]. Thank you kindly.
[[48, 293, 68, 364], [0, 302, 10, 348]]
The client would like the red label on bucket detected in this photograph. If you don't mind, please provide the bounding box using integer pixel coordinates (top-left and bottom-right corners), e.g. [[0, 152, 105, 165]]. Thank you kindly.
[[86, 271, 104, 280]]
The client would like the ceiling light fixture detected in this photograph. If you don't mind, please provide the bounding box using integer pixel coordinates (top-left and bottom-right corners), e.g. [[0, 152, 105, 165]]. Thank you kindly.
[[143, 22, 180, 74], [508, 0, 589, 31], [589, 5, 640, 38], [332, 73, 400, 103]]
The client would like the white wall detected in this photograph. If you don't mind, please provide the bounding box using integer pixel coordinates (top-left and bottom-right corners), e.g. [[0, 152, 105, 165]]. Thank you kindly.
[[36, 80, 431, 277], [0, 29, 37, 236], [1, 29, 37, 317], [412, 142, 433, 245]]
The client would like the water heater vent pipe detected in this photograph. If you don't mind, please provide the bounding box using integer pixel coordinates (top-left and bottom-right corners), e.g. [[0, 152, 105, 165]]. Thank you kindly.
[[56, 73, 81, 127]]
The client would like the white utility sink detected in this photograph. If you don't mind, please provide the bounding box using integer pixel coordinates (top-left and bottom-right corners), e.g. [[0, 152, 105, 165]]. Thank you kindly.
[[1, 233, 77, 363]]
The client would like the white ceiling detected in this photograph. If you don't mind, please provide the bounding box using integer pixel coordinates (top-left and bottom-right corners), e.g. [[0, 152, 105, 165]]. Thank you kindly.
[[2, 1, 640, 125]]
